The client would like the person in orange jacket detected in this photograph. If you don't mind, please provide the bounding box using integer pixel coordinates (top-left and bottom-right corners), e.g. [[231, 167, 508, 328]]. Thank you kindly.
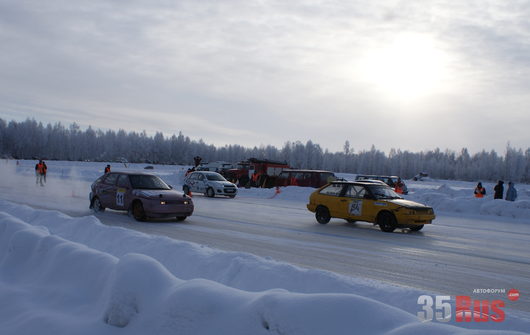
[[474, 182, 486, 198], [394, 178, 405, 194], [35, 160, 47, 186], [104, 164, 111, 173]]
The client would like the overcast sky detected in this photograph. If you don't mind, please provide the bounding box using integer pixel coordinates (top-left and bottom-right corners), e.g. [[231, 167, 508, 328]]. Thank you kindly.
[[1, 0, 529, 154]]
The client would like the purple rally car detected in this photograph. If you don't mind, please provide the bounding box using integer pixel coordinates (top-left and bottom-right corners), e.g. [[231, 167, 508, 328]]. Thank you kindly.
[[89, 171, 193, 221]]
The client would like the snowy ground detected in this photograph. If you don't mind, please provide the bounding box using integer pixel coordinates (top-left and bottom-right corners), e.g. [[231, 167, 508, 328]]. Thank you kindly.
[[1, 160, 529, 334]]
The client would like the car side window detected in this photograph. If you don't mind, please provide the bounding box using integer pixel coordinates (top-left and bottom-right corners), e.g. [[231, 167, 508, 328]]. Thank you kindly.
[[355, 186, 366, 198], [344, 185, 366, 198], [319, 183, 344, 196], [197, 174, 204, 181], [344, 185, 356, 198], [117, 175, 129, 188], [104, 173, 118, 185]]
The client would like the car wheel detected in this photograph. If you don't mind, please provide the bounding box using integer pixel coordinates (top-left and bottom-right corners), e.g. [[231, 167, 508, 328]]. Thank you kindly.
[[176, 216, 187, 222], [91, 196, 105, 212], [409, 224, 424, 232], [132, 201, 146, 221], [183, 185, 190, 195], [377, 212, 396, 232], [315, 206, 331, 224], [206, 187, 215, 198], [346, 219, 356, 223]]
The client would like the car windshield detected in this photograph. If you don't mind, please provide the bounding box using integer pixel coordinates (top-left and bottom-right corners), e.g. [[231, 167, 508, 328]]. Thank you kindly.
[[368, 185, 402, 199], [205, 173, 226, 181], [129, 175, 171, 190]]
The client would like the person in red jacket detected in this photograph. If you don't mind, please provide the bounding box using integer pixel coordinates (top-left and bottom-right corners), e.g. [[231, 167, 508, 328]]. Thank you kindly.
[[104, 164, 111, 173], [35, 160, 47, 186]]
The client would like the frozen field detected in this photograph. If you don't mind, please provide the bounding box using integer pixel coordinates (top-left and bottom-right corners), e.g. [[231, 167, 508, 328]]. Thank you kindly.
[[0, 160, 529, 334]]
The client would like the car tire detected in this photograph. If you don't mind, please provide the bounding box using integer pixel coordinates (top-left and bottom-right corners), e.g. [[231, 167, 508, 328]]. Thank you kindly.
[[183, 185, 190, 195], [346, 219, 356, 223], [315, 206, 331, 224], [377, 212, 396, 232], [409, 224, 424, 232], [176, 216, 187, 222], [206, 187, 215, 198], [132, 201, 146, 221], [91, 196, 105, 212]]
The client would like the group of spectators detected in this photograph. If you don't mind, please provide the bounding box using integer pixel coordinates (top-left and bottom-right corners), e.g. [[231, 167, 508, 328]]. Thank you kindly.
[[35, 161, 114, 187], [474, 180, 517, 201]]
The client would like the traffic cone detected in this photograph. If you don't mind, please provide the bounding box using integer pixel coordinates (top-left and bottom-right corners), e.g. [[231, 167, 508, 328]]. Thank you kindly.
[[269, 187, 281, 199]]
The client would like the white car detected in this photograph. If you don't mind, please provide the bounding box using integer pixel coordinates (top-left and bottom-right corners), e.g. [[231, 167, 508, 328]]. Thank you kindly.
[[183, 171, 238, 198]]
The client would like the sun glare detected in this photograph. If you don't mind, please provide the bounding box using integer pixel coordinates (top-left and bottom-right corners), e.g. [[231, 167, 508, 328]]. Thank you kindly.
[[360, 33, 449, 100]]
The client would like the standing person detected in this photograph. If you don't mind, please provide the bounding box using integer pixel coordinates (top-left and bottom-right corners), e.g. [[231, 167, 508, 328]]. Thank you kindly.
[[35, 160, 47, 186], [104, 164, 111, 173], [493, 180, 504, 199], [474, 182, 486, 198], [42, 160, 47, 184], [505, 182, 518, 201], [394, 178, 405, 194], [35, 161, 40, 185]]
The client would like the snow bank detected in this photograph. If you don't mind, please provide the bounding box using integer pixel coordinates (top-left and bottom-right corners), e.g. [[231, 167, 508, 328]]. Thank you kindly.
[[1, 201, 529, 334], [407, 183, 530, 220]]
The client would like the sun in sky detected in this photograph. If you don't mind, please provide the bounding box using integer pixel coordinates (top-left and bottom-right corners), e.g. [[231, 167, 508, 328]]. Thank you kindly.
[[359, 33, 450, 100]]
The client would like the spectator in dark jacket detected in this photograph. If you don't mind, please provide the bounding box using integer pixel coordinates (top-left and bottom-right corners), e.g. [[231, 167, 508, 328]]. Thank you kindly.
[[493, 180, 504, 199]]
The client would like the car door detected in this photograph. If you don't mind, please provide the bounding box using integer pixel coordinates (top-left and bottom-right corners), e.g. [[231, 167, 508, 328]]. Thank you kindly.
[[115, 174, 131, 210], [195, 173, 207, 193], [341, 185, 374, 222], [98, 173, 119, 209], [316, 183, 346, 218], [186, 173, 199, 192]]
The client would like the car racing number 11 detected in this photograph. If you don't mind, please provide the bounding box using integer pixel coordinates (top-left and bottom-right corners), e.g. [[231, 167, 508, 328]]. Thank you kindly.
[[116, 188, 126, 207]]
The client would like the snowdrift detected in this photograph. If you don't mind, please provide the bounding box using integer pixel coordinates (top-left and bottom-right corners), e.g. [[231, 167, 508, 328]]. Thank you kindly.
[[1, 201, 529, 335]]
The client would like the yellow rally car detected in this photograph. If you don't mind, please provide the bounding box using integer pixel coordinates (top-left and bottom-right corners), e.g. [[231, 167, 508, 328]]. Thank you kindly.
[[307, 181, 435, 232]]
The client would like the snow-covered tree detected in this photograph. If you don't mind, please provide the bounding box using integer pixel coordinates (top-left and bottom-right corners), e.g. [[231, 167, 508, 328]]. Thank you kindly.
[[1, 117, 528, 183]]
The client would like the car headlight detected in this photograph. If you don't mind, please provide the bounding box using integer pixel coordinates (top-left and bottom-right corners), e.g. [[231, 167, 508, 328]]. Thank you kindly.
[[397, 208, 416, 215]]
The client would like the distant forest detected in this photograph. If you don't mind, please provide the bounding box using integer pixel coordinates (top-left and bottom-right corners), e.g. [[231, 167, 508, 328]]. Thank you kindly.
[[1, 118, 529, 183]]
